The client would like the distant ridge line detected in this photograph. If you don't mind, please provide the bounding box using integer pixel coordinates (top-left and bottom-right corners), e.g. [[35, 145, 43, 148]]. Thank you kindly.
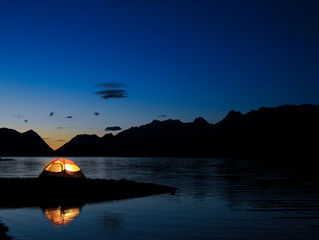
[[1, 104, 318, 158]]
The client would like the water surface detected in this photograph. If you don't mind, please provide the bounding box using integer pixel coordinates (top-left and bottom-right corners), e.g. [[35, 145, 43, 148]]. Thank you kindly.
[[1, 157, 319, 239]]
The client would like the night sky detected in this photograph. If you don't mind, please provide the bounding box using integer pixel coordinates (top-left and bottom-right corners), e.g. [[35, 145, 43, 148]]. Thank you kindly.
[[0, 0, 318, 149]]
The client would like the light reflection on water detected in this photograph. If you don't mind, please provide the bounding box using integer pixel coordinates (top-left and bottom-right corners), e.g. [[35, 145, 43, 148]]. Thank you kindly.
[[1, 157, 319, 239], [43, 206, 81, 227]]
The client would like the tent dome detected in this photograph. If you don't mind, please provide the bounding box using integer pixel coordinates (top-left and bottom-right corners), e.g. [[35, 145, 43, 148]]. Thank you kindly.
[[39, 158, 85, 178]]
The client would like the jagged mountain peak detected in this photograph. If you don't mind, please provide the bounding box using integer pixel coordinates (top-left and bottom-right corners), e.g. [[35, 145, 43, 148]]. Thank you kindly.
[[193, 117, 209, 125], [0, 128, 53, 156]]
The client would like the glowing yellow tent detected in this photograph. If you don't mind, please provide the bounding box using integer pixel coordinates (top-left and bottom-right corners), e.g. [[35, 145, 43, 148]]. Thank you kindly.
[[39, 158, 85, 178]]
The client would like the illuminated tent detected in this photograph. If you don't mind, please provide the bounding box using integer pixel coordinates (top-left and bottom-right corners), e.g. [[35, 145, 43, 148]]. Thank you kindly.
[[39, 158, 85, 178]]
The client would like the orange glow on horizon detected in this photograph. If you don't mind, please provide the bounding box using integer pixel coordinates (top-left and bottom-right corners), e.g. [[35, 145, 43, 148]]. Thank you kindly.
[[45, 138, 70, 151]]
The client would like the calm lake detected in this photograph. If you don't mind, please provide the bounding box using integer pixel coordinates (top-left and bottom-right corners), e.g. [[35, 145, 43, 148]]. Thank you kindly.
[[1, 157, 319, 240]]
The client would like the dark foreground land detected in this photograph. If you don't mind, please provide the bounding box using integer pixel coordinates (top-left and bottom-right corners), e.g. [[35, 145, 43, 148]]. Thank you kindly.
[[0, 223, 12, 240], [0, 178, 176, 208]]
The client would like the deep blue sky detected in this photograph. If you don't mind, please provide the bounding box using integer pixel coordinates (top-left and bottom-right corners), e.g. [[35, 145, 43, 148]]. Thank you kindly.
[[0, 0, 318, 149]]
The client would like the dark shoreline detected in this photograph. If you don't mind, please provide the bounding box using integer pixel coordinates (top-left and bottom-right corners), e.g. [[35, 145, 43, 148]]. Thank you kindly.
[[0, 223, 12, 240], [0, 178, 176, 208]]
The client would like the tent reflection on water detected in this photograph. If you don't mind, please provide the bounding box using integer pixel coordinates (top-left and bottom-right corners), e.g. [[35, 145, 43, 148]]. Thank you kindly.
[[39, 158, 85, 178], [44, 206, 81, 227]]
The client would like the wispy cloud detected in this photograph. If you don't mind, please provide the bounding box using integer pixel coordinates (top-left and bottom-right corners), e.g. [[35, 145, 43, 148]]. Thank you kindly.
[[56, 126, 74, 130], [95, 90, 127, 100], [95, 82, 128, 100], [105, 126, 122, 131]]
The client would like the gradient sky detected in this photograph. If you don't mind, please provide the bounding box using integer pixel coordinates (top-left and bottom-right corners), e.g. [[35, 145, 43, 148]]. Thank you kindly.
[[0, 0, 318, 149]]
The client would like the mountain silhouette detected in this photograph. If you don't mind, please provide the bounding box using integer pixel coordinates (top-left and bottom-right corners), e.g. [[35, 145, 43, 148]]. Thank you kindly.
[[56, 134, 108, 155], [0, 128, 54, 156], [211, 104, 319, 158], [55, 104, 319, 158], [1, 104, 318, 158], [55, 117, 215, 156]]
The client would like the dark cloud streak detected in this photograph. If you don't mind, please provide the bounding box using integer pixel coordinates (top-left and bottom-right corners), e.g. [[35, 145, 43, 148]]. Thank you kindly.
[[95, 82, 128, 100], [105, 126, 122, 131], [95, 90, 127, 100]]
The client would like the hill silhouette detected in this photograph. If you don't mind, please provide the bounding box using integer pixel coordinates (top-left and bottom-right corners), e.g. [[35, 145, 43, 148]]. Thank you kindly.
[[1, 104, 318, 158], [0, 128, 53, 156], [56, 104, 319, 158]]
